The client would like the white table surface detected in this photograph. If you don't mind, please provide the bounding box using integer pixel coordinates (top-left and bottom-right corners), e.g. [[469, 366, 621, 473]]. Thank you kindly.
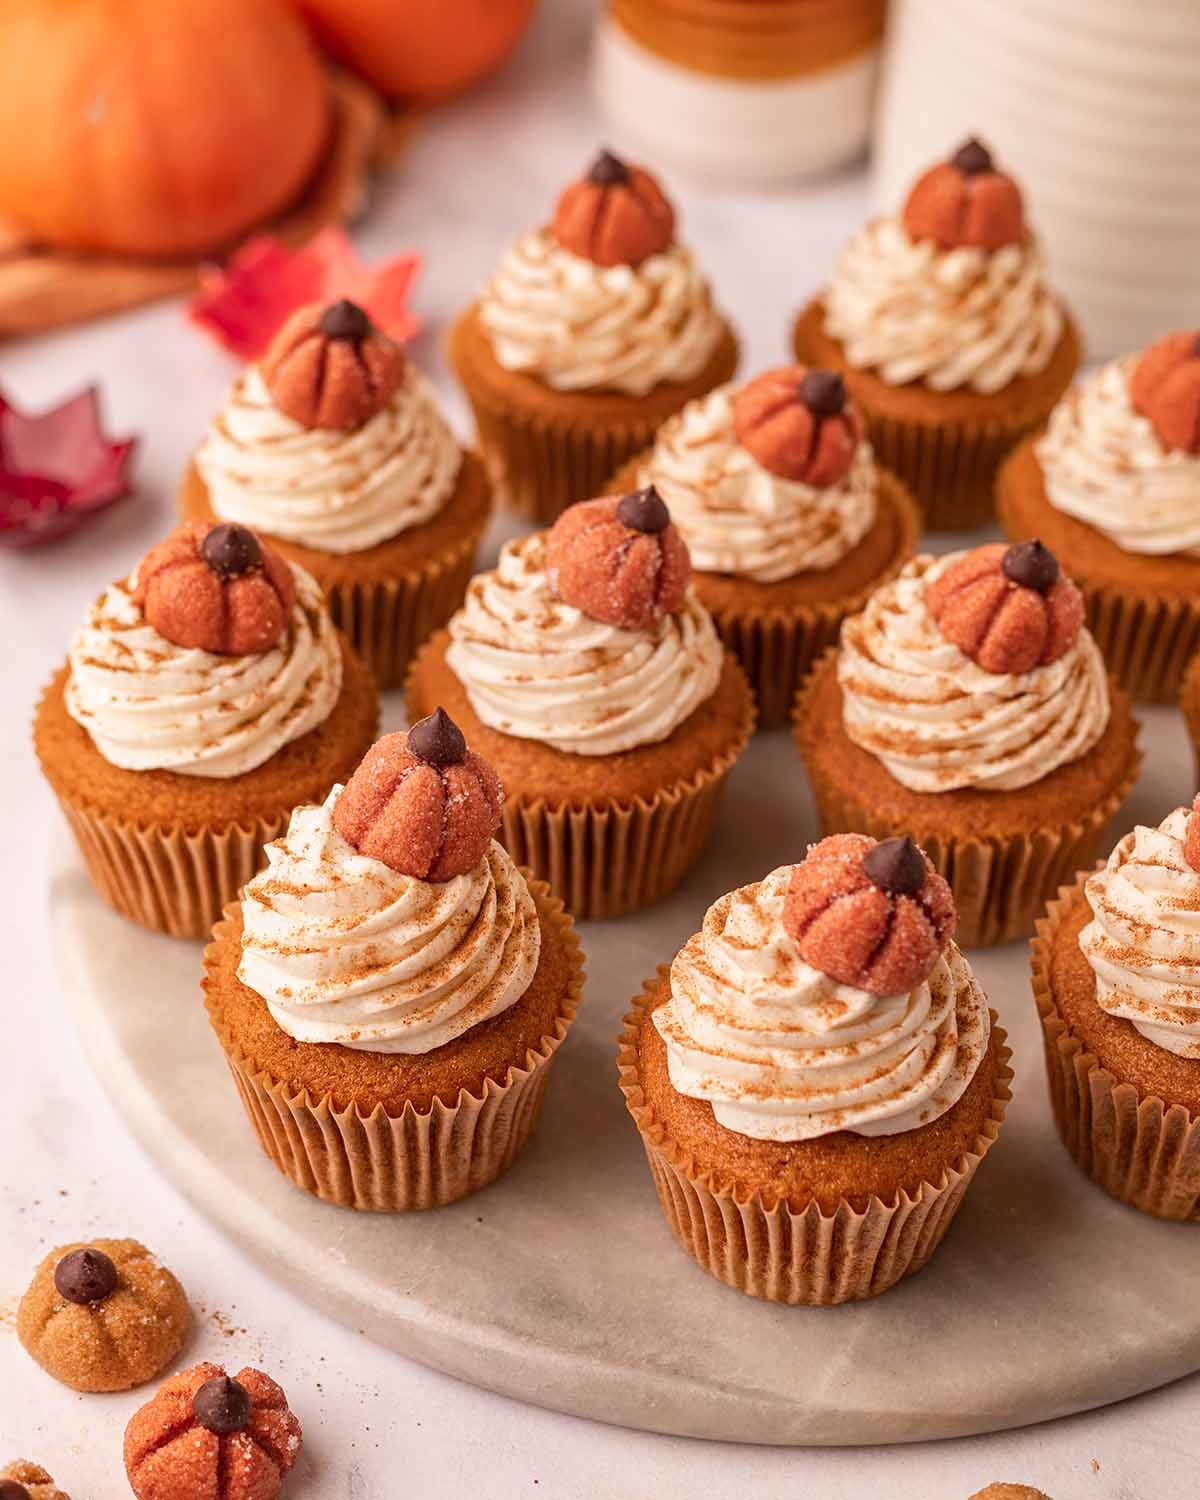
[[1, 3, 1195, 1495]]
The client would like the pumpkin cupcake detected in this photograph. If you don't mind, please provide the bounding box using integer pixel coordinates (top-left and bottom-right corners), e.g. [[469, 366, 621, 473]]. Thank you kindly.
[[1032, 798, 1200, 1219], [448, 148, 739, 524], [181, 299, 491, 689], [793, 137, 1080, 530], [619, 833, 1012, 1303], [34, 520, 378, 939], [204, 711, 585, 1210], [611, 365, 921, 726], [794, 541, 1141, 946], [406, 487, 756, 918], [999, 330, 1200, 702]]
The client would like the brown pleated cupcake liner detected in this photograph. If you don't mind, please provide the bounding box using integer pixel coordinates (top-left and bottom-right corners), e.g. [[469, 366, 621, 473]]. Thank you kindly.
[[793, 648, 1143, 948], [204, 883, 585, 1212], [450, 313, 740, 525], [317, 527, 486, 692], [793, 301, 1079, 532], [1031, 882, 1200, 1220], [407, 658, 756, 920], [55, 796, 284, 941], [617, 972, 1012, 1304]]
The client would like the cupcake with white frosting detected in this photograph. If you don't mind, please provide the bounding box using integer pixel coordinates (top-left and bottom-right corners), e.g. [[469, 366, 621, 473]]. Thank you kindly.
[[793, 136, 1080, 530], [794, 540, 1141, 945], [182, 298, 492, 688], [203, 709, 584, 1211], [406, 485, 755, 918], [611, 364, 922, 725], [619, 832, 1012, 1303], [33, 521, 379, 938], [448, 148, 739, 524], [998, 329, 1200, 702], [1032, 797, 1200, 1219]]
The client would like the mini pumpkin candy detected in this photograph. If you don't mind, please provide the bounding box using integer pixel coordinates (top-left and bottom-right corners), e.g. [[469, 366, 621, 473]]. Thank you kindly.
[[552, 149, 675, 268], [134, 521, 296, 656], [333, 710, 504, 881], [902, 137, 1025, 252], [16, 1238, 190, 1394], [545, 487, 691, 632], [925, 540, 1083, 675], [0, 1460, 71, 1500], [1129, 330, 1200, 454], [260, 298, 406, 430], [124, 1362, 301, 1500], [784, 833, 955, 997], [732, 366, 863, 486]]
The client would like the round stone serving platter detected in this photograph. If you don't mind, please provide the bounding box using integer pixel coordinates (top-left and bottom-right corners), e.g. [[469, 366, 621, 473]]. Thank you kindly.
[[49, 703, 1200, 1446]]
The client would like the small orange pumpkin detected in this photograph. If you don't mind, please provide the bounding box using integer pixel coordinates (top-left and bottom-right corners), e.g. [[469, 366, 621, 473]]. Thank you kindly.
[[546, 489, 691, 631], [732, 366, 862, 486], [553, 151, 675, 268], [1130, 330, 1200, 454], [903, 137, 1025, 252], [0, 0, 330, 259]]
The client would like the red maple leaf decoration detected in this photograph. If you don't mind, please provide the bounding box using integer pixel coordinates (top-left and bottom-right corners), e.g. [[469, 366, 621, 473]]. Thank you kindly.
[[188, 228, 422, 360], [0, 387, 137, 550]]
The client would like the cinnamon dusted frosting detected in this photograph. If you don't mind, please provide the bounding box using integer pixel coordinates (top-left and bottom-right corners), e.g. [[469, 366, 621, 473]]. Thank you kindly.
[[445, 532, 723, 756], [1080, 807, 1200, 1058], [824, 217, 1063, 395], [1038, 356, 1200, 555], [637, 383, 877, 582], [238, 789, 540, 1053], [477, 229, 724, 397], [653, 867, 990, 1142], [838, 553, 1109, 793], [196, 364, 462, 555], [66, 562, 341, 779]]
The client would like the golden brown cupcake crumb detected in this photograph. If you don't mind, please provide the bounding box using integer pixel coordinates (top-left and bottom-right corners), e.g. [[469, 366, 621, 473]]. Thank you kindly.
[[969, 1486, 1053, 1500], [17, 1238, 190, 1393], [0, 1460, 70, 1500]]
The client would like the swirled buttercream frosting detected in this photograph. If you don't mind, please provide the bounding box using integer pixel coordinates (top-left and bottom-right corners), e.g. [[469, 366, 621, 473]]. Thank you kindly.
[[196, 364, 461, 555], [1037, 356, 1200, 556], [837, 553, 1109, 793], [824, 217, 1063, 395], [1080, 807, 1200, 1058], [652, 867, 991, 1142], [637, 383, 877, 582], [66, 562, 341, 779], [445, 532, 723, 756], [238, 789, 541, 1054], [477, 229, 723, 397]]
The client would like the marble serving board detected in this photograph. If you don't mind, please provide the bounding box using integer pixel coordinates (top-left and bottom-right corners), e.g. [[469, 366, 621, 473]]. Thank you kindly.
[[49, 702, 1200, 1447]]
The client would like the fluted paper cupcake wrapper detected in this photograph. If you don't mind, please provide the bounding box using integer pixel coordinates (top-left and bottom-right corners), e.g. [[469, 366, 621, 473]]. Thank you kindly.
[[793, 648, 1143, 948], [407, 659, 756, 921], [204, 884, 585, 1212], [317, 526, 486, 692], [55, 796, 283, 941], [617, 972, 1012, 1304], [608, 456, 921, 729], [793, 302, 1078, 531], [1031, 882, 1200, 1220], [450, 316, 740, 526]]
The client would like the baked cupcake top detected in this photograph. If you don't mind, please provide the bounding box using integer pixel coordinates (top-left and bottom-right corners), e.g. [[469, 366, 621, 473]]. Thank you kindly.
[[837, 542, 1108, 792], [238, 712, 541, 1053], [196, 300, 461, 555], [446, 488, 724, 755], [634, 366, 877, 582], [1037, 331, 1200, 556], [1079, 797, 1200, 1059], [66, 522, 342, 779], [477, 149, 724, 397], [653, 833, 989, 1141], [824, 138, 1063, 395]]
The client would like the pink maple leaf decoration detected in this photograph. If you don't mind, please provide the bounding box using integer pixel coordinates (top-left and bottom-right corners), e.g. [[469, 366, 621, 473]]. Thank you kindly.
[[188, 227, 422, 360], [0, 387, 137, 550]]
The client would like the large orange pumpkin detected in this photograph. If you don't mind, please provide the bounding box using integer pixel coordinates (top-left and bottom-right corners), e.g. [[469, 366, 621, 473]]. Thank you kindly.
[[0, 0, 331, 259], [294, 0, 538, 104]]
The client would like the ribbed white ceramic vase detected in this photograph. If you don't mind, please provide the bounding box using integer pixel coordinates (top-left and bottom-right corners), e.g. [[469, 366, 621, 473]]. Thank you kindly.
[[874, 0, 1200, 357]]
